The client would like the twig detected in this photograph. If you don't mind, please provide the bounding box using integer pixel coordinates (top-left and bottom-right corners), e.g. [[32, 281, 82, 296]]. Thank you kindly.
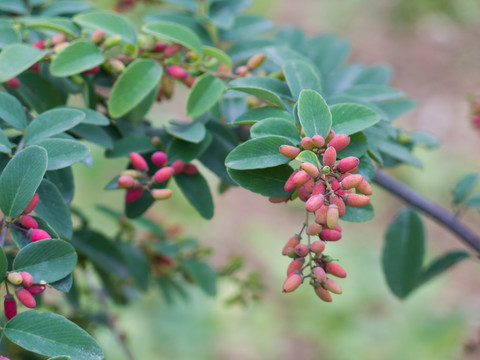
[[373, 168, 480, 254]]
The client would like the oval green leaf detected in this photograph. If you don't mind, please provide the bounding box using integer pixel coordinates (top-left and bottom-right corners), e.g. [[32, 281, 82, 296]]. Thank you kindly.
[[0, 146, 47, 218], [174, 172, 214, 219], [0, 44, 47, 83], [13, 240, 77, 283], [165, 120, 206, 143], [73, 10, 137, 43], [186, 74, 225, 118], [5, 310, 103, 360], [250, 118, 301, 144], [229, 77, 291, 108], [183, 259, 216, 296], [330, 103, 380, 135], [297, 89, 332, 138], [233, 106, 292, 125], [283, 59, 322, 100], [35, 138, 89, 170], [108, 59, 163, 118], [143, 21, 203, 54], [50, 40, 105, 77], [451, 173, 479, 205], [202, 46, 232, 70], [0, 246, 7, 282], [0, 92, 28, 130]]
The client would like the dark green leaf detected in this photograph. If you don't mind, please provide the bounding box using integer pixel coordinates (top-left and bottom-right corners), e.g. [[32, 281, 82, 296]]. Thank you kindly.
[[13, 240, 77, 283], [0, 27, 21, 49], [304, 35, 350, 76], [20, 17, 81, 37], [466, 193, 480, 210], [250, 118, 300, 144], [74, 10, 137, 43], [297, 89, 332, 138], [69, 124, 113, 149], [451, 173, 479, 205], [183, 259, 216, 296], [143, 21, 203, 54], [0, 44, 47, 82], [167, 132, 212, 162], [382, 208, 425, 298], [165, 120, 206, 143], [119, 242, 150, 291], [186, 74, 225, 118], [41, 0, 92, 16], [124, 86, 157, 125], [105, 135, 155, 158], [374, 139, 423, 168], [0, 92, 28, 130], [227, 165, 293, 197], [108, 59, 163, 118], [344, 85, 405, 102], [219, 15, 273, 42], [0, 246, 7, 281], [283, 60, 322, 100], [330, 103, 380, 135], [175, 172, 214, 219], [341, 203, 374, 222], [35, 138, 89, 171], [0, 1, 27, 13], [233, 106, 292, 125], [5, 311, 103, 360], [50, 40, 105, 77], [417, 251, 470, 287], [206, 0, 250, 29], [337, 132, 368, 158], [229, 77, 291, 107], [225, 135, 293, 170], [0, 129, 12, 153], [50, 274, 73, 292], [0, 146, 47, 218]]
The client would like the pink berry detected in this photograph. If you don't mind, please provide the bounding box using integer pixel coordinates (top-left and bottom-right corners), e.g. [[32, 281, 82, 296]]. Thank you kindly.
[[129, 152, 148, 172], [167, 65, 188, 79], [171, 160, 185, 174], [163, 44, 182, 57], [117, 175, 135, 189], [153, 166, 175, 183], [282, 273, 302, 293], [23, 194, 39, 214], [295, 243, 309, 257], [125, 188, 143, 203], [5, 78, 20, 90], [16, 289, 36, 308], [151, 151, 168, 167], [20, 272, 34, 287], [32, 39, 45, 49], [31, 229, 51, 242], [83, 66, 100, 75], [25, 284, 46, 295], [153, 42, 167, 53], [20, 215, 38, 229], [183, 163, 197, 175]]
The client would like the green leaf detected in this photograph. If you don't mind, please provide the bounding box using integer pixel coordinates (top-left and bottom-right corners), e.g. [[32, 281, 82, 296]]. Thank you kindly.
[[5, 311, 103, 360], [0, 246, 7, 281], [337, 132, 368, 158], [219, 15, 273, 42], [233, 106, 292, 125], [225, 136, 293, 170], [206, 0, 250, 29], [382, 208, 425, 298], [374, 139, 423, 168], [125, 190, 155, 219], [34, 179, 73, 239], [376, 98, 417, 121], [108, 59, 163, 118], [296, 150, 319, 166], [409, 131, 438, 149], [229, 77, 291, 107], [305, 34, 350, 76], [227, 165, 293, 197], [283, 60, 322, 100], [106, 135, 155, 158], [250, 118, 300, 144], [69, 124, 113, 149], [175, 172, 214, 219], [330, 103, 380, 135], [162, 0, 197, 11], [167, 132, 212, 162], [0, 92, 28, 130], [0, 129, 12, 153], [297, 89, 332, 138], [19, 18, 81, 37], [13, 240, 77, 283], [124, 86, 157, 125], [202, 46, 232, 70], [35, 139, 89, 171], [228, 38, 281, 62], [165, 120, 206, 143], [417, 251, 470, 287], [50, 40, 105, 77], [466, 193, 480, 210], [451, 173, 479, 205], [354, 65, 392, 86], [183, 259, 216, 296], [341, 203, 374, 222], [49, 357, 72, 360], [119, 242, 150, 291], [41, 0, 92, 16], [186, 74, 225, 118], [143, 21, 203, 54], [74, 10, 137, 43], [344, 85, 405, 102], [62, 107, 109, 125], [72, 230, 128, 278], [0, 27, 21, 49], [0, 146, 47, 218], [25, 108, 85, 145], [50, 274, 73, 292], [0, 0, 27, 13], [0, 44, 47, 83]]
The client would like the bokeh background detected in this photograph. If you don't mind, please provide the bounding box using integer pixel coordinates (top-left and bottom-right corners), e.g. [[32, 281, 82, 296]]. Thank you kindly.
[[73, 0, 480, 359]]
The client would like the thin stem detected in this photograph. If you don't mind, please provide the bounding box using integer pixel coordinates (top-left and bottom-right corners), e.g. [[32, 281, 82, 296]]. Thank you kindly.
[[0, 222, 7, 247], [85, 272, 137, 360], [373, 169, 480, 254], [14, 137, 25, 156]]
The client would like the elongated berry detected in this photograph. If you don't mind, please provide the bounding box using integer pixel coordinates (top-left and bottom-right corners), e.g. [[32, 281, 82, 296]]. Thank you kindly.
[[279, 145, 300, 159], [345, 193, 370, 207], [311, 135, 325, 148], [171, 160, 185, 174], [336, 156, 360, 173], [154, 166, 175, 183], [235, 65, 249, 76], [125, 188, 143, 203], [305, 194, 324, 212], [83, 66, 100, 75], [25, 284, 46, 295], [20, 272, 34, 287], [326, 204, 339, 229], [23, 194, 39, 214], [121, 170, 141, 178], [314, 285, 332, 302], [4, 294, 17, 320], [312, 183, 325, 195], [282, 236, 300, 256], [298, 186, 311, 202], [330, 179, 340, 191], [51, 32, 66, 45], [325, 130, 335, 144], [301, 137, 314, 150], [7, 273, 23, 285], [31, 229, 51, 242], [320, 229, 342, 241], [313, 266, 327, 283], [300, 162, 320, 178], [310, 241, 325, 254], [168, 65, 188, 79], [356, 179, 373, 195], [307, 223, 322, 235], [287, 258, 304, 275], [284, 171, 298, 192], [20, 215, 38, 229], [282, 273, 302, 293], [340, 174, 364, 189], [151, 189, 172, 200], [33, 40, 45, 49], [16, 289, 36, 308], [117, 175, 135, 189], [151, 151, 168, 167], [322, 146, 336, 167], [328, 134, 350, 151], [153, 41, 167, 53], [164, 43, 182, 57], [324, 278, 342, 294], [183, 163, 197, 175], [325, 262, 347, 278], [247, 53, 266, 70], [129, 152, 148, 172], [295, 243, 309, 257], [315, 204, 329, 225], [333, 196, 346, 217], [293, 170, 310, 187], [91, 29, 105, 44]]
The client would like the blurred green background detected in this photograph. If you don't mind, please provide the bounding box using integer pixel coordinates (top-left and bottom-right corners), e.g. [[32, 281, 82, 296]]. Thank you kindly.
[[72, 0, 480, 359]]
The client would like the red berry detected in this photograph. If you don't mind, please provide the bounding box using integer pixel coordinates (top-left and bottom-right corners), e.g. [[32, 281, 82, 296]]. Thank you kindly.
[[4, 294, 17, 320], [312, 183, 325, 195], [20, 215, 38, 229], [287, 258, 304, 275], [328, 134, 350, 151], [90, 29, 105, 44], [313, 266, 327, 283], [322, 146, 336, 167], [305, 194, 324, 213], [356, 179, 373, 195], [340, 174, 363, 189], [324, 278, 342, 294], [183, 163, 197, 175], [336, 156, 360, 173], [153, 166, 175, 183], [32, 40, 45, 49], [310, 241, 325, 254], [31, 229, 51, 242], [5, 78, 20, 89], [151, 151, 168, 167], [306, 223, 322, 235], [314, 285, 332, 302], [125, 188, 143, 203], [333, 196, 346, 218], [320, 229, 342, 241], [51, 32, 66, 45], [171, 160, 185, 174], [153, 42, 167, 53], [16, 289, 36, 308], [345, 193, 370, 207], [284, 171, 298, 192], [314, 204, 329, 225], [282, 273, 302, 293], [311, 135, 325, 148], [30, 63, 41, 72], [325, 130, 335, 144], [279, 145, 300, 159], [282, 236, 300, 256], [297, 186, 311, 202], [301, 137, 313, 150], [25, 284, 46, 295], [168, 65, 187, 79], [326, 204, 339, 230], [117, 175, 135, 189], [300, 162, 320, 178], [325, 262, 347, 278], [292, 170, 310, 187], [295, 243, 309, 257], [83, 66, 100, 75], [129, 152, 148, 172], [20, 272, 34, 287]]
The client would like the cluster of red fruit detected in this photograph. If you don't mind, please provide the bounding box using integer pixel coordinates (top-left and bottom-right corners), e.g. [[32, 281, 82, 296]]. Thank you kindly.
[[4, 271, 46, 320], [275, 130, 373, 301], [15, 194, 53, 242], [118, 151, 197, 203]]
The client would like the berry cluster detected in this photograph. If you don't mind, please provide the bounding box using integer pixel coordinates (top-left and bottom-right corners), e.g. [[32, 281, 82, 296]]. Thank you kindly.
[[276, 130, 373, 301], [10, 194, 53, 242], [118, 151, 197, 203], [4, 271, 46, 320]]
